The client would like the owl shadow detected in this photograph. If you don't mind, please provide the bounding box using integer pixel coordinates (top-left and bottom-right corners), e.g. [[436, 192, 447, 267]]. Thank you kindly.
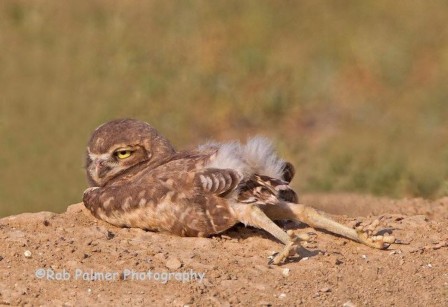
[[216, 221, 322, 262], [220, 220, 307, 241]]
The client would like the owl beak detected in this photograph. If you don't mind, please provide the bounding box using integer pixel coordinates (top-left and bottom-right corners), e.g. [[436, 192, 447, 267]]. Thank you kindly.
[[94, 160, 110, 178]]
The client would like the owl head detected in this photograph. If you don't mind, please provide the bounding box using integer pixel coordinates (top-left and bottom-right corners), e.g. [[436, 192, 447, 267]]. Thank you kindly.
[[85, 118, 176, 187]]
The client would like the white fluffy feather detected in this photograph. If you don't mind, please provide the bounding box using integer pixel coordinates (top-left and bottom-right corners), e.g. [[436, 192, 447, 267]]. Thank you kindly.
[[205, 136, 285, 179], [242, 136, 285, 179]]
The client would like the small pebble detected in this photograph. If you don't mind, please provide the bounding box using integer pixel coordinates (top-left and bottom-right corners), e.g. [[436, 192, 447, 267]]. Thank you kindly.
[[343, 301, 356, 307], [334, 258, 343, 265], [166, 257, 182, 270], [282, 268, 290, 277], [106, 231, 115, 240], [432, 241, 447, 250], [278, 293, 286, 299], [24, 250, 32, 258], [320, 287, 331, 293]]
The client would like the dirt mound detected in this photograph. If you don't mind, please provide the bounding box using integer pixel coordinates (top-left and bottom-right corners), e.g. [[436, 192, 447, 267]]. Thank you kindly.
[[1, 194, 447, 306]]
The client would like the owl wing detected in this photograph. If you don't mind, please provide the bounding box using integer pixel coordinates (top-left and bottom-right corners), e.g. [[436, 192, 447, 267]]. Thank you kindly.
[[193, 167, 298, 205], [237, 174, 298, 205], [194, 168, 242, 196]]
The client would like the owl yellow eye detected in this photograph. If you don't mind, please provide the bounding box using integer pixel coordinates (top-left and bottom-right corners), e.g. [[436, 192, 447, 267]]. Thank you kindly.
[[115, 149, 132, 159]]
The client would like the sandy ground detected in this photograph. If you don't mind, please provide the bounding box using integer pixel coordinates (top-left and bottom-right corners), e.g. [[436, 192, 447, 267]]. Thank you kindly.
[[0, 194, 447, 306]]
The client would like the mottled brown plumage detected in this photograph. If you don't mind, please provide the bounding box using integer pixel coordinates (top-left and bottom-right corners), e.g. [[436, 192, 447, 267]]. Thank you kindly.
[[83, 119, 395, 264]]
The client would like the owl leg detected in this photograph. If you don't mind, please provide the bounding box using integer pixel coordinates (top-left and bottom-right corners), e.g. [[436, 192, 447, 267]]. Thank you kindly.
[[262, 202, 395, 249], [232, 204, 305, 265]]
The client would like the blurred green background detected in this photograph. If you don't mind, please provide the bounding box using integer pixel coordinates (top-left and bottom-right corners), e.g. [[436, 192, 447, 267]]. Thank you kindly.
[[1, 1, 448, 217]]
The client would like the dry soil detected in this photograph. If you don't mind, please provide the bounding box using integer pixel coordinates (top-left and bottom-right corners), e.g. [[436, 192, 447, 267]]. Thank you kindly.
[[1, 194, 447, 306]]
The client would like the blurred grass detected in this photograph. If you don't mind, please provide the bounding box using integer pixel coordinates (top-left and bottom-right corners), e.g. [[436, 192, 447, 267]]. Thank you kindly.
[[1, 1, 448, 216]]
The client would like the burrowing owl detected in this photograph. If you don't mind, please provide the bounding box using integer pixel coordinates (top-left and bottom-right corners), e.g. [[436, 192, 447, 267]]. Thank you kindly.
[[83, 119, 394, 264]]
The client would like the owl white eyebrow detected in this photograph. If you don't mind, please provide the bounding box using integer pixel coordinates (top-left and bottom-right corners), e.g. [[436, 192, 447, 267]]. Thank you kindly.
[[89, 152, 111, 161], [87, 147, 110, 161]]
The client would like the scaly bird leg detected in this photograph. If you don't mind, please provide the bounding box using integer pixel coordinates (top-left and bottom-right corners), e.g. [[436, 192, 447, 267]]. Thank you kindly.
[[262, 202, 395, 249], [232, 204, 305, 265]]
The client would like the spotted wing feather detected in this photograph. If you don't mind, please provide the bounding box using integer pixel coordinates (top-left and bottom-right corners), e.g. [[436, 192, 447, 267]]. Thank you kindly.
[[194, 168, 242, 196], [237, 174, 298, 205]]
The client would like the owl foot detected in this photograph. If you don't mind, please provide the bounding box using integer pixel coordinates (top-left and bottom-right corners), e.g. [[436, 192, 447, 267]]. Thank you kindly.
[[356, 231, 396, 249], [354, 219, 396, 249], [268, 231, 310, 265], [269, 240, 296, 265]]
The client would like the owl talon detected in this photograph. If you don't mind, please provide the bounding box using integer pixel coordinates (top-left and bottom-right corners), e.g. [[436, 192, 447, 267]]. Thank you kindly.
[[354, 218, 396, 249], [270, 241, 296, 265], [269, 231, 307, 265], [356, 231, 395, 249]]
